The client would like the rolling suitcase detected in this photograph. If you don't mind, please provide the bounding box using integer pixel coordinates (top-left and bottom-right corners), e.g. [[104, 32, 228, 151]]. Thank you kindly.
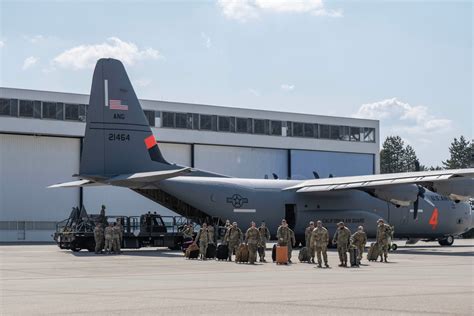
[[235, 244, 249, 263], [349, 247, 359, 267], [185, 243, 200, 259], [182, 239, 194, 253], [272, 244, 277, 262], [206, 243, 216, 259], [216, 244, 228, 260], [367, 242, 380, 261], [276, 245, 288, 265], [298, 247, 311, 263]]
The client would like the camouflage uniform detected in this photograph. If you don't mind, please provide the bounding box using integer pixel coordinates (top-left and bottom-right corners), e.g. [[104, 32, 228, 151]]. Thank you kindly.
[[276, 225, 291, 246], [257, 225, 271, 262], [305, 225, 315, 260], [93, 225, 104, 254], [207, 225, 215, 245], [195, 227, 210, 259], [333, 226, 351, 266], [104, 225, 113, 253], [351, 231, 367, 262], [225, 226, 243, 261], [311, 226, 329, 266], [117, 221, 123, 244], [288, 228, 296, 261], [245, 226, 261, 264], [112, 224, 121, 254], [376, 223, 392, 262], [182, 225, 194, 240]]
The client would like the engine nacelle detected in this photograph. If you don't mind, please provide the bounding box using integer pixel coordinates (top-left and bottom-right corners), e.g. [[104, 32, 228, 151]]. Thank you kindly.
[[372, 184, 419, 206], [432, 178, 474, 201]]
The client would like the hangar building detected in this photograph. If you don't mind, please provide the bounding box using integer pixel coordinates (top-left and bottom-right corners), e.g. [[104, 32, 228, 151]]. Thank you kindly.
[[0, 87, 379, 242]]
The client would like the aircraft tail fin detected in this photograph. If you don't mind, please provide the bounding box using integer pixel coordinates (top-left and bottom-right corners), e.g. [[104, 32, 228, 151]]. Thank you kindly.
[[79, 58, 173, 177]]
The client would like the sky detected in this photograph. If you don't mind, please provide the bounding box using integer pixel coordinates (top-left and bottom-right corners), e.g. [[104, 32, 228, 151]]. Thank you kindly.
[[0, 0, 472, 167]]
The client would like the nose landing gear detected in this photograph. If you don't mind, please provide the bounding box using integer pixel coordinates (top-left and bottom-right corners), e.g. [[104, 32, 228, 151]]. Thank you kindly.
[[438, 235, 454, 246]]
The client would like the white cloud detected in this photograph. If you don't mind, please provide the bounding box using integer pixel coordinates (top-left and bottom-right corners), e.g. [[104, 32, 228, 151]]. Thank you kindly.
[[135, 78, 152, 87], [0, 40, 4, 48], [24, 35, 45, 44], [22, 56, 39, 70], [280, 83, 295, 91], [353, 97, 452, 136], [200, 32, 212, 49], [53, 37, 161, 70], [217, 0, 342, 22]]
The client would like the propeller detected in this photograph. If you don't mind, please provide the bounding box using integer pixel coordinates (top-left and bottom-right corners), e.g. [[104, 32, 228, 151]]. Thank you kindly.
[[329, 174, 334, 178], [312, 171, 320, 179], [413, 185, 427, 220], [272, 173, 279, 180]]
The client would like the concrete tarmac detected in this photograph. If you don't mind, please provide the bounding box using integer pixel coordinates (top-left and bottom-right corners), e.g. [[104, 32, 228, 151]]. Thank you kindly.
[[1, 240, 473, 315]]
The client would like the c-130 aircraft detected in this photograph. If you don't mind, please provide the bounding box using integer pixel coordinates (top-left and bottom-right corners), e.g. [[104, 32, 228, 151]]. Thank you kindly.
[[51, 59, 474, 247]]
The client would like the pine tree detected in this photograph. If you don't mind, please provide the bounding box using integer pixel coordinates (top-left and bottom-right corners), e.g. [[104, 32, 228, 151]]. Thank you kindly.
[[403, 145, 418, 172], [442, 136, 471, 169], [380, 136, 406, 173]]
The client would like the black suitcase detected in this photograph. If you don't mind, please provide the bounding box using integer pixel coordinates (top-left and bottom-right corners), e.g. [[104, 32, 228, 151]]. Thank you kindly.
[[187, 249, 200, 259], [216, 244, 228, 260], [349, 247, 359, 267], [206, 243, 216, 259], [272, 244, 277, 262]]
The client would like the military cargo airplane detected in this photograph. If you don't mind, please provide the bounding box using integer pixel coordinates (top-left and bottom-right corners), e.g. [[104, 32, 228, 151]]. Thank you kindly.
[[50, 59, 474, 247]]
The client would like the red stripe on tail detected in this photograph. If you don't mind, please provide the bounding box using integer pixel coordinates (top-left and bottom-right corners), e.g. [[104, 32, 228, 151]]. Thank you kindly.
[[144, 135, 156, 149]]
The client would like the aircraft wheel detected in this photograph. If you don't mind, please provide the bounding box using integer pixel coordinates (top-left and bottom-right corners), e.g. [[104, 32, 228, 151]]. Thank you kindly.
[[71, 247, 81, 252], [438, 235, 454, 246], [391, 244, 398, 251]]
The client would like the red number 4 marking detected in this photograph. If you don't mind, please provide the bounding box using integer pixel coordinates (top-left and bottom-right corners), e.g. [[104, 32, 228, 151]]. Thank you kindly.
[[429, 208, 439, 230]]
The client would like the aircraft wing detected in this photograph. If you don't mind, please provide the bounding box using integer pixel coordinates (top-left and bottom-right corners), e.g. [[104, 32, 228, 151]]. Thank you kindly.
[[283, 168, 474, 203], [48, 179, 105, 188]]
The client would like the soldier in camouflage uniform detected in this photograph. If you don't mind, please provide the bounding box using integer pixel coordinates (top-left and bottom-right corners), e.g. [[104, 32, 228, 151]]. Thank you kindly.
[[288, 228, 296, 263], [332, 222, 351, 267], [93, 223, 104, 254], [311, 220, 330, 268], [182, 224, 194, 241], [195, 223, 210, 260], [305, 221, 315, 263], [112, 222, 121, 254], [258, 221, 271, 262], [224, 222, 243, 261], [104, 222, 113, 254], [351, 225, 367, 263], [207, 224, 215, 245], [116, 218, 123, 244], [245, 221, 261, 264], [276, 219, 293, 263], [376, 219, 392, 263]]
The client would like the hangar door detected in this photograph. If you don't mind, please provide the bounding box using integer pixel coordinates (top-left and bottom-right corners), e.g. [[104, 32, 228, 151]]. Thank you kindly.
[[194, 144, 288, 179], [0, 134, 80, 241], [291, 150, 374, 179]]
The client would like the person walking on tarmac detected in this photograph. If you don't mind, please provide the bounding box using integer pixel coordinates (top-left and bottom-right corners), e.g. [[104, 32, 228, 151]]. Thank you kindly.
[[376, 219, 392, 263], [195, 223, 210, 260], [98, 205, 107, 227], [93, 223, 104, 254], [182, 224, 194, 241], [351, 226, 367, 264], [112, 222, 121, 254], [104, 222, 113, 254], [258, 221, 271, 262], [332, 222, 351, 267], [311, 220, 330, 268], [207, 224, 216, 245], [305, 221, 315, 262], [245, 221, 261, 264], [224, 222, 243, 261], [277, 219, 293, 263]]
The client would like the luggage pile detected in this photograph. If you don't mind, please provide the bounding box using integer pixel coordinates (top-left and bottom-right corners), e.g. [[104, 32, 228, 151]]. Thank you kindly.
[[185, 243, 200, 259]]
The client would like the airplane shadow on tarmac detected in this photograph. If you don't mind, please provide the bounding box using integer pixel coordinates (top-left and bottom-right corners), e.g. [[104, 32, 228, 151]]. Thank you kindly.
[[65, 249, 185, 258], [393, 245, 474, 257]]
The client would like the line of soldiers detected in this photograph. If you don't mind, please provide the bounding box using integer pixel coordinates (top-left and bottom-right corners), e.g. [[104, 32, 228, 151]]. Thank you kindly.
[[305, 218, 393, 267], [93, 219, 123, 255]]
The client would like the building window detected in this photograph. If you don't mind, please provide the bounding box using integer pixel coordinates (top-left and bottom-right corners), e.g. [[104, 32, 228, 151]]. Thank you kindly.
[[339, 126, 350, 141], [42, 102, 57, 119], [350, 127, 360, 141], [79, 104, 87, 122], [33, 101, 41, 118], [144, 110, 155, 126], [162, 112, 175, 128], [329, 125, 340, 140], [270, 120, 282, 136], [19, 100, 34, 117], [65, 103, 79, 121], [236, 117, 250, 133], [192, 113, 199, 130], [363, 128, 375, 142], [304, 123, 314, 138], [56, 103, 64, 120], [292, 122, 303, 137], [0, 98, 10, 116], [218, 116, 231, 132], [200, 114, 213, 130], [253, 119, 266, 134], [313, 124, 319, 138], [175, 112, 187, 128], [320, 125, 330, 139]]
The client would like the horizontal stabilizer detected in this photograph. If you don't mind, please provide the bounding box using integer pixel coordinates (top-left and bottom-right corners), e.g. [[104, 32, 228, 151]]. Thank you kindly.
[[48, 180, 103, 188], [106, 167, 192, 184]]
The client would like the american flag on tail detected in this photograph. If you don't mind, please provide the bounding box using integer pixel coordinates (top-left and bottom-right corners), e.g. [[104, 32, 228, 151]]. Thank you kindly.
[[109, 99, 128, 111]]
